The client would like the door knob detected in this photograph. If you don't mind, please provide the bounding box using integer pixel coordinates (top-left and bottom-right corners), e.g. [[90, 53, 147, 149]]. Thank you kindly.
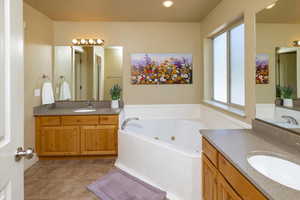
[[15, 147, 34, 161]]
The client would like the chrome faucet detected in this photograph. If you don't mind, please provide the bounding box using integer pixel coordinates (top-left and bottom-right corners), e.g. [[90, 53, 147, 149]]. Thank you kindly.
[[282, 115, 299, 125], [86, 100, 94, 108], [121, 117, 139, 130]]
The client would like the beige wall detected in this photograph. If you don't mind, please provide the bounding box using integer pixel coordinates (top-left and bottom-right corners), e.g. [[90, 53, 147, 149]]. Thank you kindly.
[[200, 0, 277, 123], [104, 48, 123, 100], [24, 3, 53, 168], [53, 22, 202, 104], [256, 23, 300, 103]]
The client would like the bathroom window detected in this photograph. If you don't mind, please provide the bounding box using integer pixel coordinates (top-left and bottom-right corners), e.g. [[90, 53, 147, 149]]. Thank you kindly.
[[212, 23, 245, 107]]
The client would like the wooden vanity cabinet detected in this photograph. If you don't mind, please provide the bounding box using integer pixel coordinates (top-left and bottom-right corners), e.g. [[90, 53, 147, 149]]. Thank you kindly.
[[39, 126, 80, 156], [202, 138, 268, 200], [217, 173, 242, 200], [203, 155, 218, 200], [35, 115, 119, 158], [80, 125, 117, 155]]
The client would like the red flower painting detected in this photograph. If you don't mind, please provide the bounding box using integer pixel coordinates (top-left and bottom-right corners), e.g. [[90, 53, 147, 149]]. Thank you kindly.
[[256, 54, 269, 84]]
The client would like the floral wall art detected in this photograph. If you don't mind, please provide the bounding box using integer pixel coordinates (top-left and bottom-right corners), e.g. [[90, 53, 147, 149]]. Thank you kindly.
[[131, 53, 193, 85], [256, 54, 269, 84]]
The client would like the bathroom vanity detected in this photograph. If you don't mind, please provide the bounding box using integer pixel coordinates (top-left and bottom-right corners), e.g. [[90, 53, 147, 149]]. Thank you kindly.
[[34, 102, 121, 159], [201, 120, 300, 200], [202, 138, 267, 200]]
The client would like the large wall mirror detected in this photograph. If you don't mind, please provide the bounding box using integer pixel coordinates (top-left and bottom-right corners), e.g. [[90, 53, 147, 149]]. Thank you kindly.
[[53, 46, 123, 101], [255, 0, 300, 133]]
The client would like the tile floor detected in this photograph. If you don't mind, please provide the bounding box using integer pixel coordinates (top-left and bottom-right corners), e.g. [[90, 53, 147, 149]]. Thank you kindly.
[[24, 159, 116, 200]]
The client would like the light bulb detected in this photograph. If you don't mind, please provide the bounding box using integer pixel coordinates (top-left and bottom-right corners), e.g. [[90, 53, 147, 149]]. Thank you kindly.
[[80, 39, 86, 44], [89, 39, 95, 44], [96, 39, 103, 45], [163, 1, 174, 8], [266, 3, 276, 9], [72, 39, 78, 45], [294, 40, 300, 46]]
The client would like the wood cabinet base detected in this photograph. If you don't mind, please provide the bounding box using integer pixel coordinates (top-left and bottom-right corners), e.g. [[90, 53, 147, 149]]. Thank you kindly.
[[35, 115, 119, 159], [202, 138, 268, 200]]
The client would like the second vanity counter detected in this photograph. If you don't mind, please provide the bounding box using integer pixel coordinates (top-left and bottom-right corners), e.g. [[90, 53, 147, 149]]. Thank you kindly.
[[201, 120, 300, 200], [34, 101, 122, 116]]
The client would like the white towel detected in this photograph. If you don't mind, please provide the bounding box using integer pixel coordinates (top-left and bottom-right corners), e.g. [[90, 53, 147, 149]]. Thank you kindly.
[[42, 82, 55, 105], [59, 81, 71, 100]]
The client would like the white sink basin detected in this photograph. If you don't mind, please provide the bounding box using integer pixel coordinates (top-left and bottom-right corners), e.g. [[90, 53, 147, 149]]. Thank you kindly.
[[248, 154, 300, 191], [73, 108, 96, 113]]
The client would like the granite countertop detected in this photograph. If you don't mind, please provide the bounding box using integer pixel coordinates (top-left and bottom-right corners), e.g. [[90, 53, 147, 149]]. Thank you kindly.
[[33, 101, 122, 116], [201, 125, 300, 200]]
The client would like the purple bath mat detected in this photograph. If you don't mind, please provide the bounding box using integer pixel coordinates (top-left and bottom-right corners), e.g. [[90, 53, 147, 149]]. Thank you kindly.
[[87, 168, 167, 200]]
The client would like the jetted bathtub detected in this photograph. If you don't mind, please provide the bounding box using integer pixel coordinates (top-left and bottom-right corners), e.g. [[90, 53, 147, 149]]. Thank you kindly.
[[115, 119, 204, 200]]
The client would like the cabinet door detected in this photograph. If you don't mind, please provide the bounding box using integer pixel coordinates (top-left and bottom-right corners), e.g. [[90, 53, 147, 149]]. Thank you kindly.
[[203, 154, 218, 200], [80, 125, 117, 155], [39, 126, 80, 156], [218, 173, 242, 200]]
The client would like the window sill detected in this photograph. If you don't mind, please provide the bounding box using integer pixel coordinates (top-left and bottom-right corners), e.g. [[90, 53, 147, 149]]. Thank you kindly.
[[203, 100, 246, 117]]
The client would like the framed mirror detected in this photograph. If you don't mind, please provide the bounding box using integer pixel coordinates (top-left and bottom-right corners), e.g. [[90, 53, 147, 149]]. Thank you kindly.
[[255, 0, 300, 133], [53, 46, 123, 101]]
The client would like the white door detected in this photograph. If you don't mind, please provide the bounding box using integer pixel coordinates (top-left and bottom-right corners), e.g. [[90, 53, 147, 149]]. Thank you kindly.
[[0, 0, 28, 200]]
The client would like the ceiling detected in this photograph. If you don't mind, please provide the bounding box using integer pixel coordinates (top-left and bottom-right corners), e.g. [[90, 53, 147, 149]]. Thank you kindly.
[[256, 0, 300, 24], [23, 0, 221, 22]]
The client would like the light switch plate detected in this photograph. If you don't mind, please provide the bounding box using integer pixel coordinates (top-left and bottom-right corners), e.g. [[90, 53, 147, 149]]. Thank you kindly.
[[34, 89, 40, 97]]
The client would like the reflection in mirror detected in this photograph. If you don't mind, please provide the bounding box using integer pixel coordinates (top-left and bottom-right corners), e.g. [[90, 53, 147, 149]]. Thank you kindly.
[[276, 47, 299, 99], [255, 0, 300, 133], [53, 46, 123, 101]]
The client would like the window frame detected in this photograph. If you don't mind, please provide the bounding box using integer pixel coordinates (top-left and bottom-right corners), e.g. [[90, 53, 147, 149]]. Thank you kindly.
[[211, 21, 245, 110]]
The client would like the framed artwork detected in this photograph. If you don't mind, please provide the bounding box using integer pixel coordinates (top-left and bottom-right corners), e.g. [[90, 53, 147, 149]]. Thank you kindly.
[[256, 54, 269, 84], [131, 53, 193, 85]]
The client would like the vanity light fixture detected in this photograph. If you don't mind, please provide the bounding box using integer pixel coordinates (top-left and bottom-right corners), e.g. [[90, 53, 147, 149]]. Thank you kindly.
[[72, 39, 79, 45], [72, 38, 104, 46], [163, 0, 174, 8], [293, 40, 300, 47], [266, 3, 276, 9]]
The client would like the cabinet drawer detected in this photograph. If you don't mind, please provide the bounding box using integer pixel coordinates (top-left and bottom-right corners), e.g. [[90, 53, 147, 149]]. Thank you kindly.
[[218, 154, 267, 200], [203, 138, 218, 167], [62, 116, 99, 125], [100, 115, 118, 125], [39, 117, 61, 126]]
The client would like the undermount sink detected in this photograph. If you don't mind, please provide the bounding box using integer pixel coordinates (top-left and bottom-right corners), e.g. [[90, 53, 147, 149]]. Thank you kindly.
[[248, 154, 300, 191], [73, 108, 96, 113]]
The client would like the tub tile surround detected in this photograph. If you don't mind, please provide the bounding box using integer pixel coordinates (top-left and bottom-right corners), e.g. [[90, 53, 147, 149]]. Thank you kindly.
[[33, 101, 123, 116], [123, 104, 251, 129], [256, 103, 300, 125], [201, 119, 300, 200]]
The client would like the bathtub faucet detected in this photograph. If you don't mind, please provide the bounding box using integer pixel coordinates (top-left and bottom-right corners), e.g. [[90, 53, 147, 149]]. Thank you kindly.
[[282, 115, 299, 125], [121, 117, 140, 130]]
